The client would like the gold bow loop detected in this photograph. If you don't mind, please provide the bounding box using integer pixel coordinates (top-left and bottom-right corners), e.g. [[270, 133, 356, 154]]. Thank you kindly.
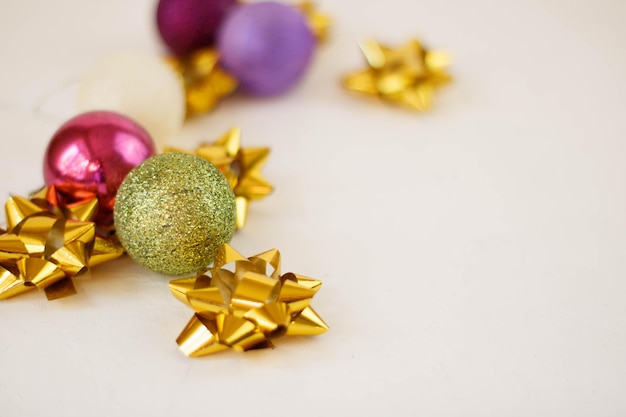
[[170, 244, 328, 357], [298, 1, 331, 42], [0, 187, 124, 300]]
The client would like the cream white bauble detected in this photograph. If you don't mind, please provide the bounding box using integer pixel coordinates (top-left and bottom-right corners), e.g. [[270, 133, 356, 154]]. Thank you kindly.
[[77, 51, 185, 148]]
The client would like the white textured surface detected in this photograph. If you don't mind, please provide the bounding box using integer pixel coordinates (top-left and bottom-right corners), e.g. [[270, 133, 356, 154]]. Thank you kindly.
[[1, 0, 626, 416]]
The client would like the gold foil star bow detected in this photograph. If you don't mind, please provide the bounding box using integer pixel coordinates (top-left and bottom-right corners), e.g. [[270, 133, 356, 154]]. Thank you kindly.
[[343, 38, 452, 111], [166, 48, 239, 117], [0, 187, 124, 300], [165, 127, 273, 229], [169, 244, 328, 357]]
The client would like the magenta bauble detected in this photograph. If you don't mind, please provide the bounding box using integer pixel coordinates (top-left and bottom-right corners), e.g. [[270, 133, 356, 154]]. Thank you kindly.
[[156, 0, 237, 56], [43, 111, 156, 227]]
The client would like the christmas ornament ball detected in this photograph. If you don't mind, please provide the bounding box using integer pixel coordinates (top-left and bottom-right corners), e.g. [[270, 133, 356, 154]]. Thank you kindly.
[[77, 51, 185, 148], [156, 0, 237, 56], [43, 111, 156, 227], [114, 153, 236, 275], [217, 1, 315, 96]]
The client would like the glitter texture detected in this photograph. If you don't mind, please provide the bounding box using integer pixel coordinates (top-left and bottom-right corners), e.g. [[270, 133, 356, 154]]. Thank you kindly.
[[114, 153, 236, 275]]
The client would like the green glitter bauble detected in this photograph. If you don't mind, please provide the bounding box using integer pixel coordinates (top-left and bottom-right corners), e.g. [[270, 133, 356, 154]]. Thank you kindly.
[[114, 152, 236, 275]]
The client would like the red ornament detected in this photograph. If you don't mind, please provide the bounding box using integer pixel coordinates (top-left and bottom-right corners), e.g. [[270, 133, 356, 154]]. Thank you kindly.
[[43, 111, 156, 227]]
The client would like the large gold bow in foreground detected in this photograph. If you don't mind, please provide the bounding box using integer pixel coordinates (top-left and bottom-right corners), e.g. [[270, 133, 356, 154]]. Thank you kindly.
[[165, 128, 272, 229], [344, 39, 452, 111], [0, 187, 124, 300], [170, 244, 328, 357]]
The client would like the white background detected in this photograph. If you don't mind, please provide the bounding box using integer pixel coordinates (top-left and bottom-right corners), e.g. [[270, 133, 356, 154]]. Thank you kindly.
[[1, 0, 625, 415]]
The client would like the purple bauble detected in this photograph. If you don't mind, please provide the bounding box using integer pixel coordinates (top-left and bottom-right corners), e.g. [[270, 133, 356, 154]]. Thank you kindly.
[[217, 1, 315, 96], [157, 0, 237, 56], [43, 111, 156, 227]]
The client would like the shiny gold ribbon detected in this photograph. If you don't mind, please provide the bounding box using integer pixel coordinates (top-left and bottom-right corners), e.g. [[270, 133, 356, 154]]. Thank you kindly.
[[0, 187, 124, 300], [344, 39, 452, 111], [298, 1, 331, 42], [166, 48, 239, 117], [170, 244, 328, 357]]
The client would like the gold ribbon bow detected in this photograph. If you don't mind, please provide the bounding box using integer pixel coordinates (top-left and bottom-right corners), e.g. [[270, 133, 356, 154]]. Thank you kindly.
[[166, 48, 239, 117], [170, 244, 328, 357], [0, 187, 124, 300], [344, 39, 452, 111]]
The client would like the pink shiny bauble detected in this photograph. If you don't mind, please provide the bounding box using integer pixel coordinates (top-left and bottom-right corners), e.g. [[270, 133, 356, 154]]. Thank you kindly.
[[43, 111, 156, 227]]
